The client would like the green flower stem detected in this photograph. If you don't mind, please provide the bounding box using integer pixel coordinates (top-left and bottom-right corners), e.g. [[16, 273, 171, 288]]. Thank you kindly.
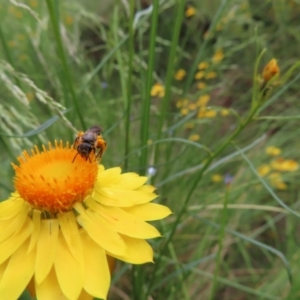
[[209, 184, 230, 300], [147, 102, 261, 294], [45, 0, 85, 129], [140, 0, 159, 173], [124, 0, 135, 170]]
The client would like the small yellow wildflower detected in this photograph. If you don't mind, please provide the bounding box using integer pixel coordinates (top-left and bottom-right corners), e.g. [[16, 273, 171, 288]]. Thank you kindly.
[[197, 95, 210, 107], [29, 0, 38, 7], [180, 108, 189, 116], [257, 164, 271, 177], [265, 146, 281, 156], [13, 10, 23, 18], [176, 100, 183, 108], [184, 122, 194, 129], [65, 16, 74, 25], [205, 72, 217, 79], [197, 82, 207, 89], [220, 109, 230, 116], [271, 158, 299, 172], [195, 71, 205, 80], [26, 92, 34, 102], [211, 174, 223, 182], [185, 5, 196, 18], [188, 103, 197, 110], [189, 134, 200, 142], [174, 69, 186, 81], [269, 172, 287, 190], [19, 54, 28, 61], [198, 108, 217, 118], [212, 49, 224, 63], [8, 40, 16, 48], [198, 62, 209, 70], [197, 107, 206, 118], [204, 110, 217, 118], [216, 23, 223, 31], [17, 34, 25, 41], [262, 59, 280, 83], [151, 83, 165, 97]]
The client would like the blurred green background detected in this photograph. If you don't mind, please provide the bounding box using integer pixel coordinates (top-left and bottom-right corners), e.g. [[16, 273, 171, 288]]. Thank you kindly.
[[1, 0, 300, 299]]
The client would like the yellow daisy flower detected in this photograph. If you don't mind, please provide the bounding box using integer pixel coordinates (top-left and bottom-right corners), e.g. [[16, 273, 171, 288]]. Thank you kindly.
[[212, 49, 224, 63], [205, 71, 217, 79], [262, 58, 280, 83], [174, 69, 186, 81], [0, 141, 171, 300], [220, 109, 230, 116], [185, 6, 196, 18], [195, 71, 205, 80], [257, 164, 271, 177], [265, 146, 281, 156], [271, 158, 299, 172], [211, 174, 223, 182], [150, 83, 165, 97], [197, 62, 209, 70], [196, 95, 210, 107], [196, 81, 207, 89], [188, 134, 200, 141]]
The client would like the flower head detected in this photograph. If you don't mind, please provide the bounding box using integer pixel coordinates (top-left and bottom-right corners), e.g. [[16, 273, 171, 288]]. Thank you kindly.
[[185, 5, 196, 18], [265, 146, 281, 156], [262, 59, 280, 83], [0, 141, 171, 300], [174, 69, 186, 81], [151, 83, 165, 97], [212, 49, 224, 63]]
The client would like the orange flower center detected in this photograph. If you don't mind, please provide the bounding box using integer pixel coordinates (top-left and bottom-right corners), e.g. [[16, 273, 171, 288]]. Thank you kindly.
[[13, 141, 98, 214]]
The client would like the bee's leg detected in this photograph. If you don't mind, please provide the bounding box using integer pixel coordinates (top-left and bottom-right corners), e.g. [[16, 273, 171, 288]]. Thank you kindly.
[[72, 152, 80, 163], [73, 131, 85, 149], [96, 137, 107, 160]]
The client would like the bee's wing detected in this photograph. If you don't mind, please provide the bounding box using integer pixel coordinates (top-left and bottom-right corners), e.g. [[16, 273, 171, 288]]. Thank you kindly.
[[73, 131, 84, 149], [88, 125, 102, 136]]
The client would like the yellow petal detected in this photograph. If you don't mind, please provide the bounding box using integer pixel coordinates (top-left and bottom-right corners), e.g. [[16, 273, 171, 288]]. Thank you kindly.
[[123, 203, 172, 221], [0, 203, 28, 243], [0, 238, 35, 299], [78, 289, 94, 300], [35, 219, 59, 284], [35, 267, 69, 300], [0, 260, 9, 282], [89, 202, 161, 239], [81, 230, 110, 299], [108, 234, 153, 264], [57, 212, 83, 268], [96, 187, 157, 205], [91, 191, 136, 207], [75, 204, 127, 257], [0, 218, 32, 264], [135, 185, 156, 193], [97, 167, 122, 186], [27, 209, 41, 253], [54, 231, 83, 300], [0, 197, 25, 220], [113, 173, 148, 190]]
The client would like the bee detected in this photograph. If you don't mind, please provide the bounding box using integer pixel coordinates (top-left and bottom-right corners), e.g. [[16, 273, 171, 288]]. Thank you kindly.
[[72, 125, 107, 163]]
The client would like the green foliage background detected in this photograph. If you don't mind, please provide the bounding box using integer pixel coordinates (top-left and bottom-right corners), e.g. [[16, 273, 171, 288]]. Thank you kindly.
[[1, 0, 300, 299]]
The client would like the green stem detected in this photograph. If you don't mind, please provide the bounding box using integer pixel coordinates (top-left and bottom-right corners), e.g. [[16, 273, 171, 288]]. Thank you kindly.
[[209, 185, 230, 299], [45, 0, 85, 129], [140, 0, 159, 174], [124, 0, 135, 170]]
